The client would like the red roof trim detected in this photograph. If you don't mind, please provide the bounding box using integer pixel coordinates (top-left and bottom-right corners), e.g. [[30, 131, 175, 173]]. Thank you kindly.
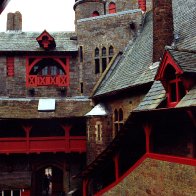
[[155, 50, 183, 81], [95, 153, 196, 196]]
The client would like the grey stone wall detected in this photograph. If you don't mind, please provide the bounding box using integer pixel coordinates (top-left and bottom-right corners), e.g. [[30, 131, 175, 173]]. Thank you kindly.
[[76, 10, 143, 95], [0, 55, 80, 98]]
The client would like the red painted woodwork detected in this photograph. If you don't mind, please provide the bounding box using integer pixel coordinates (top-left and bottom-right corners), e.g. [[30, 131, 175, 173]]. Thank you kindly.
[[109, 2, 116, 14], [155, 51, 189, 107], [143, 123, 152, 153], [138, 0, 146, 12], [26, 56, 70, 87], [36, 30, 56, 50], [6, 57, 14, 76], [83, 178, 89, 196], [21, 190, 30, 196], [0, 136, 86, 154], [27, 75, 68, 87], [113, 153, 119, 181], [94, 153, 196, 196]]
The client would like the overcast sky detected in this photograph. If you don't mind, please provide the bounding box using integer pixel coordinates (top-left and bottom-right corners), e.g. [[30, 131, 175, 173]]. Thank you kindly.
[[0, 0, 75, 32]]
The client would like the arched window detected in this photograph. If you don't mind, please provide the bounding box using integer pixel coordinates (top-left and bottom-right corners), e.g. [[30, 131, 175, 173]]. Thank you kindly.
[[102, 47, 107, 72], [95, 48, 100, 74], [27, 58, 68, 87], [95, 47, 99, 57], [95, 121, 102, 143], [102, 47, 107, 57], [30, 59, 65, 76], [109, 2, 116, 14], [113, 108, 124, 137], [92, 11, 100, 17], [109, 45, 114, 62]]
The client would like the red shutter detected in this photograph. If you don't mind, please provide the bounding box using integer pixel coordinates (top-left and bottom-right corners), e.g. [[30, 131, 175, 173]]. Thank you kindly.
[[7, 57, 14, 76]]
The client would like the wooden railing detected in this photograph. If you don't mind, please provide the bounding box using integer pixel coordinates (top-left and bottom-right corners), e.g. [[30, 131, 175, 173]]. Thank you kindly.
[[27, 75, 68, 87], [0, 136, 86, 154]]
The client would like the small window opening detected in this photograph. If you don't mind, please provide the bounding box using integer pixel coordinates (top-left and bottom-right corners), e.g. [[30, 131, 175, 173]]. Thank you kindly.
[[79, 46, 83, 62], [95, 47, 99, 57], [80, 82, 83, 94], [102, 58, 107, 72], [113, 108, 124, 137], [92, 11, 100, 17], [102, 47, 106, 57], [95, 59, 100, 74]]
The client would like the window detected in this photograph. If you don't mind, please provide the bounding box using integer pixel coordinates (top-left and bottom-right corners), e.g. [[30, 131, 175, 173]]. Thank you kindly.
[[102, 58, 107, 72], [95, 47, 99, 57], [94, 46, 115, 74], [6, 57, 14, 76], [95, 122, 102, 143], [102, 47, 106, 57], [80, 82, 83, 94], [102, 47, 107, 72], [92, 11, 100, 17], [27, 57, 69, 87], [109, 45, 114, 62], [109, 2, 116, 14], [95, 48, 100, 74], [164, 65, 186, 107], [79, 46, 83, 62], [113, 108, 124, 137]]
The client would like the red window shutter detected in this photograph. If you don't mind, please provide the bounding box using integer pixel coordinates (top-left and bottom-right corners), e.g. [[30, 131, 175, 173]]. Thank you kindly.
[[138, 0, 146, 11], [7, 57, 14, 77], [109, 3, 116, 14]]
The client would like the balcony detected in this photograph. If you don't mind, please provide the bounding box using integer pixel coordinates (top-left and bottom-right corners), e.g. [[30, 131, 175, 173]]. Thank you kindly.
[[0, 136, 86, 154]]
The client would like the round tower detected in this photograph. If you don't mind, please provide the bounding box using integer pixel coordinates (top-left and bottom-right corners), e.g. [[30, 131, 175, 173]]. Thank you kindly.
[[74, 0, 105, 21]]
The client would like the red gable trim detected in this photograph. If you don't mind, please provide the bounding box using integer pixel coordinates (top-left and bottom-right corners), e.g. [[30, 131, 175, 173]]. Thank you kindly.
[[95, 153, 196, 196], [36, 30, 56, 50], [155, 50, 183, 81]]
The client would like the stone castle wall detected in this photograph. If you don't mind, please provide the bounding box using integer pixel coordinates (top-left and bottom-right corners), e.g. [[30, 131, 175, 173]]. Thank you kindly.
[[0, 55, 80, 98], [76, 10, 143, 95], [87, 92, 145, 163]]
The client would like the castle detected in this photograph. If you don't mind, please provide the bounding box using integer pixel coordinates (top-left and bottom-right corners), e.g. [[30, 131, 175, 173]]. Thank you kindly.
[[0, 0, 195, 196]]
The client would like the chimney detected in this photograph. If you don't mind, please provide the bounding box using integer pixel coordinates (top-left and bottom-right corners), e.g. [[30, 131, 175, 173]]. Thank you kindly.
[[153, 0, 174, 62], [138, 0, 146, 12], [6, 11, 22, 31], [7, 12, 14, 30]]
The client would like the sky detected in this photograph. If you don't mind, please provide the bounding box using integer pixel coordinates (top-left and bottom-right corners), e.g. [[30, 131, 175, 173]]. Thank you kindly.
[[0, 0, 75, 32]]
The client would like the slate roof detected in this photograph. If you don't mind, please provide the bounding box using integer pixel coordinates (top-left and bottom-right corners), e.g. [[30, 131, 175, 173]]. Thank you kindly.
[[176, 85, 196, 108], [168, 49, 196, 73], [0, 97, 90, 119], [172, 0, 196, 50], [93, 11, 156, 97], [135, 81, 166, 111], [0, 31, 78, 52]]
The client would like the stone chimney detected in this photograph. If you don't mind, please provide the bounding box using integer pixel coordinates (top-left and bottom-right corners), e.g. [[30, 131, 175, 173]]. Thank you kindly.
[[6, 11, 22, 31], [153, 0, 174, 62]]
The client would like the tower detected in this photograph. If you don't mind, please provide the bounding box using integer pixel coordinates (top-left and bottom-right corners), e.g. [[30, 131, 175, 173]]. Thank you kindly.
[[74, 0, 145, 95]]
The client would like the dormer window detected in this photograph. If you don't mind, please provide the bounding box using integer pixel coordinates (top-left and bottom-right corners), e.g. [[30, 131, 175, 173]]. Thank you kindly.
[[36, 30, 56, 50], [155, 49, 193, 108]]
